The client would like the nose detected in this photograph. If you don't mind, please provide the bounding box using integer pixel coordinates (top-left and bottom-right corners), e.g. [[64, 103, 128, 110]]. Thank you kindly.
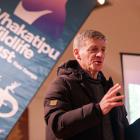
[[96, 50, 104, 57]]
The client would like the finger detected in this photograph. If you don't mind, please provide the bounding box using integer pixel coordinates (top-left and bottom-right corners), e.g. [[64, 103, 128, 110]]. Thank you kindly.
[[110, 101, 124, 108], [108, 83, 120, 93], [103, 84, 121, 100], [108, 85, 121, 97], [109, 95, 124, 102]]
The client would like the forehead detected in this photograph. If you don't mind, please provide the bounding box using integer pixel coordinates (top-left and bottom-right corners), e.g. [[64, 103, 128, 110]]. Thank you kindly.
[[83, 38, 107, 48]]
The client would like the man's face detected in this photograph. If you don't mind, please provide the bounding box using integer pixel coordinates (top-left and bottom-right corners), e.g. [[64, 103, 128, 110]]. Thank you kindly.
[[76, 38, 106, 75]]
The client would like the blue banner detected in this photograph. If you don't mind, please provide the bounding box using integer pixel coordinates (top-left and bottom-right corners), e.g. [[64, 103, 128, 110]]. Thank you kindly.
[[0, 0, 97, 139]]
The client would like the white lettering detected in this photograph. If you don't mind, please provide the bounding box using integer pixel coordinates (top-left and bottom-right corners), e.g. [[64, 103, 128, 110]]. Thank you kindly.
[[23, 68, 37, 80], [0, 11, 60, 60], [0, 46, 15, 63]]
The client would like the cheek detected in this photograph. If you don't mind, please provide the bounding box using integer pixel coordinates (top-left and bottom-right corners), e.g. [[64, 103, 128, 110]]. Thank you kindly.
[[89, 54, 96, 61], [80, 53, 88, 60]]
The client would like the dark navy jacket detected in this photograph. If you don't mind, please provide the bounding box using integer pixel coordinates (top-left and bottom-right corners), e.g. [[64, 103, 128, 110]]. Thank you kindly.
[[44, 60, 129, 140]]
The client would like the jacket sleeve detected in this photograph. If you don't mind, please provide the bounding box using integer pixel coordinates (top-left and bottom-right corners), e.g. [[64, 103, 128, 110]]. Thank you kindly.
[[44, 77, 103, 139], [125, 118, 140, 140]]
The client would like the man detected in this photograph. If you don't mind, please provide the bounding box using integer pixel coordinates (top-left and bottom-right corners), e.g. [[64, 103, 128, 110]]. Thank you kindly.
[[44, 30, 129, 140]]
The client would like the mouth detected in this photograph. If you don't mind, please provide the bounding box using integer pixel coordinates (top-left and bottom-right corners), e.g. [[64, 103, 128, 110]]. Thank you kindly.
[[94, 60, 103, 65]]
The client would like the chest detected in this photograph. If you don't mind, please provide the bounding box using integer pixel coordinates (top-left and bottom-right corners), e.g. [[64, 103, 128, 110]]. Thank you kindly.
[[69, 80, 105, 108]]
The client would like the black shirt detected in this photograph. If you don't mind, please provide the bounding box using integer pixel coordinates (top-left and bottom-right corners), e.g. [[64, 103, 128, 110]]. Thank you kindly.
[[86, 76, 115, 140]]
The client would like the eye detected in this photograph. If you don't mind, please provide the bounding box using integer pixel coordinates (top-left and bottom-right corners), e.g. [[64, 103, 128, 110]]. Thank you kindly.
[[101, 47, 106, 53], [88, 47, 99, 53]]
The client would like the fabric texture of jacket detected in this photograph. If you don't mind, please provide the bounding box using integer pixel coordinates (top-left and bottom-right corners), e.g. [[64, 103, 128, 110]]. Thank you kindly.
[[44, 60, 129, 140]]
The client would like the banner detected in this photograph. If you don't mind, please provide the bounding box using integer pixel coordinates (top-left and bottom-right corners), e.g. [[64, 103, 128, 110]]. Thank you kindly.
[[0, 0, 97, 139]]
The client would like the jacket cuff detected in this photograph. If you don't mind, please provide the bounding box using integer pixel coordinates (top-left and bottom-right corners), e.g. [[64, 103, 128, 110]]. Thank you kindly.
[[95, 103, 103, 119]]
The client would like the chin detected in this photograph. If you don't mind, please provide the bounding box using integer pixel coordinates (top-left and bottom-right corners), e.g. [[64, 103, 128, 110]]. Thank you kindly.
[[96, 67, 102, 72]]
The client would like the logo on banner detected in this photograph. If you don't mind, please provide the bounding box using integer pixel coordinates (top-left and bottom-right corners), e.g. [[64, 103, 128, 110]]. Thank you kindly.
[[14, 0, 67, 39], [0, 80, 21, 118]]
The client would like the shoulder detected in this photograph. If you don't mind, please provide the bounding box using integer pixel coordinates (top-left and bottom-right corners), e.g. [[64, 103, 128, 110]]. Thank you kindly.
[[45, 76, 72, 97], [45, 74, 82, 98]]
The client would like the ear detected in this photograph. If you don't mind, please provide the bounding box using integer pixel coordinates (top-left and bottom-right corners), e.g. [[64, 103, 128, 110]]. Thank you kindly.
[[73, 48, 81, 60]]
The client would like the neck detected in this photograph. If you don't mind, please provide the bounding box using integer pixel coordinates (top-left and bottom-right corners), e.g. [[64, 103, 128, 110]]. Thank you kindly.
[[78, 62, 98, 79], [87, 71, 98, 79]]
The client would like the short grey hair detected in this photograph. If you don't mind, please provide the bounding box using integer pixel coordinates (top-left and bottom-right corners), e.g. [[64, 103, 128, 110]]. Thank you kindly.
[[73, 30, 106, 49]]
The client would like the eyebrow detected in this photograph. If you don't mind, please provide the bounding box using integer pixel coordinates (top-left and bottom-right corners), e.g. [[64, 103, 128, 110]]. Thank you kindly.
[[89, 45, 106, 49]]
